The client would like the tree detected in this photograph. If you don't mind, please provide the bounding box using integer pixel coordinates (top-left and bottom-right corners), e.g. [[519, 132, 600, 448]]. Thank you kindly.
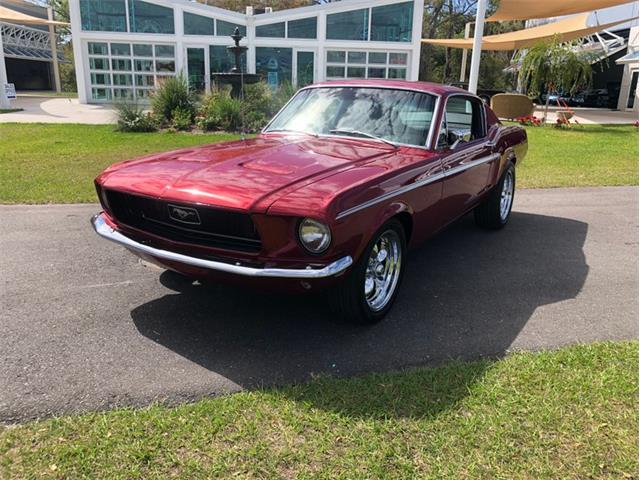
[[520, 37, 594, 123]]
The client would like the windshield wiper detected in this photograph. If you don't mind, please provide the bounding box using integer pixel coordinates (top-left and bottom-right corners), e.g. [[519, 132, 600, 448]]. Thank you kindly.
[[329, 129, 399, 148], [265, 128, 318, 138]]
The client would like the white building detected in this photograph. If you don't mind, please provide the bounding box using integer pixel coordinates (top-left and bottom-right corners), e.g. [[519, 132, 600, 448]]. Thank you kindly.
[[68, 0, 425, 104]]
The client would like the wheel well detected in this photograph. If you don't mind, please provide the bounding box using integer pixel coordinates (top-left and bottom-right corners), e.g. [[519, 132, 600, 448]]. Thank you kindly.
[[394, 212, 413, 243]]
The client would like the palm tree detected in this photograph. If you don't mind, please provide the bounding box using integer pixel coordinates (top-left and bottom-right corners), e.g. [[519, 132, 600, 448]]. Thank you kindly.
[[520, 37, 594, 124]]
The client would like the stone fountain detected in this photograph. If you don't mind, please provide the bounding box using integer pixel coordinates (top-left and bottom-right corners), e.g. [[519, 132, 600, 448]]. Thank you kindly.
[[211, 27, 260, 98]]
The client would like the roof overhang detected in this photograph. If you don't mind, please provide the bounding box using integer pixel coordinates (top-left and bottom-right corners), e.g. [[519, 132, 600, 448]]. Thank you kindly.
[[486, 0, 635, 22], [422, 13, 633, 50], [0, 5, 68, 26]]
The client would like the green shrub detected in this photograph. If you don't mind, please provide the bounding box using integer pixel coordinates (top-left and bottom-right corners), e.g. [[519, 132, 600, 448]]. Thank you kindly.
[[270, 82, 296, 114], [115, 102, 157, 132], [195, 82, 298, 133], [171, 106, 193, 131], [151, 73, 196, 126], [196, 91, 242, 132]]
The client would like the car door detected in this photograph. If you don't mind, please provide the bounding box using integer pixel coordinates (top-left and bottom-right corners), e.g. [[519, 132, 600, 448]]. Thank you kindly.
[[436, 94, 497, 218]]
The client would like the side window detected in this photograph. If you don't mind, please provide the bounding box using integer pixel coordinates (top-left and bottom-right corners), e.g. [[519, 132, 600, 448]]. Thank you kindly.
[[439, 96, 485, 149]]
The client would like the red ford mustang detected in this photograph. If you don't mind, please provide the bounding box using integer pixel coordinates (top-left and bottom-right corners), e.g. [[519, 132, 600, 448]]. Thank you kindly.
[[92, 80, 527, 324]]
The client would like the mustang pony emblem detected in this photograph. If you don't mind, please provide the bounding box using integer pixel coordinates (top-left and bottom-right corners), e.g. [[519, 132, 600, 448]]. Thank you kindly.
[[168, 204, 201, 225]]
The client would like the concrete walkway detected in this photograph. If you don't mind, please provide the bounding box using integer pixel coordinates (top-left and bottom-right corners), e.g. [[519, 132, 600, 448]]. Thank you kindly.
[[533, 105, 638, 124], [0, 95, 117, 124], [0, 187, 637, 423]]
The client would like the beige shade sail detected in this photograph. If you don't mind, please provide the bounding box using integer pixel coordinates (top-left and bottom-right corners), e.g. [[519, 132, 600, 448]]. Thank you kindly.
[[487, 0, 634, 22], [422, 13, 633, 50], [0, 5, 68, 26]]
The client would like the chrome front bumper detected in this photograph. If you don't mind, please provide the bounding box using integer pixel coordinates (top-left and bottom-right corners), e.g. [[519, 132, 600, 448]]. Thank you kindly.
[[91, 213, 353, 279]]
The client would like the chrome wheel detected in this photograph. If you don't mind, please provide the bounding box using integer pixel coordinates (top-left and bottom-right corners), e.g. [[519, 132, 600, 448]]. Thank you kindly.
[[364, 230, 402, 312], [499, 169, 515, 221]]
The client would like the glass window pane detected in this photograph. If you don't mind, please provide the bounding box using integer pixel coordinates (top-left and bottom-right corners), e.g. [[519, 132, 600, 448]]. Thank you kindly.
[[184, 12, 214, 35], [367, 67, 386, 78], [90, 57, 109, 70], [111, 58, 132, 71], [128, 0, 174, 34], [371, 2, 413, 42], [288, 17, 316, 39], [154, 45, 174, 58], [347, 51, 366, 64], [347, 67, 365, 78], [113, 88, 133, 100], [155, 59, 175, 73], [133, 44, 153, 56], [216, 20, 246, 37], [255, 47, 292, 87], [80, 0, 126, 32], [92, 87, 112, 100], [210, 45, 245, 73], [326, 66, 345, 78], [326, 51, 345, 63], [256, 22, 285, 38], [91, 72, 111, 85], [296, 51, 314, 87], [134, 59, 154, 72], [136, 89, 152, 100], [113, 74, 133, 86], [110, 43, 130, 56], [389, 52, 408, 65], [88, 42, 108, 55], [368, 52, 387, 64], [388, 68, 406, 79], [135, 74, 154, 87], [326, 9, 369, 41]]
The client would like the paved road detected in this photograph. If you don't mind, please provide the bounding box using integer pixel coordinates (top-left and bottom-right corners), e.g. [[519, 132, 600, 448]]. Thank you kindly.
[[1, 187, 637, 423]]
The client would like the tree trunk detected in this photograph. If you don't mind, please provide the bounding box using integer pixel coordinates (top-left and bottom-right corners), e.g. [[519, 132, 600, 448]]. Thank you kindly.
[[543, 83, 551, 125]]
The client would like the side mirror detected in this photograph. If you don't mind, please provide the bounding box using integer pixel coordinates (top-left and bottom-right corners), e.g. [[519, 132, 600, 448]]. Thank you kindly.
[[447, 129, 471, 149]]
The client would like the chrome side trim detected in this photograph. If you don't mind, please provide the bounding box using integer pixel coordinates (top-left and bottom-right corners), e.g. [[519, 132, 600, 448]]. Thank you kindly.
[[336, 153, 500, 220], [91, 213, 353, 279]]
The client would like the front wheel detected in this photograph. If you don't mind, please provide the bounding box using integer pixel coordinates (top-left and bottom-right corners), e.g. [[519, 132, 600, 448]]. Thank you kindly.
[[329, 219, 406, 325], [474, 162, 516, 229]]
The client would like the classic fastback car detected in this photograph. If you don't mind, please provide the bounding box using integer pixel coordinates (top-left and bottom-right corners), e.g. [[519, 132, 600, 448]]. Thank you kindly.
[[92, 80, 527, 324]]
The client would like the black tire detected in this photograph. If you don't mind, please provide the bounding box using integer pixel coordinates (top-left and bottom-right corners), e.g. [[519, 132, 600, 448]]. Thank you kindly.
[[328, 219, 406, 325], [474, 162, 516, 229]]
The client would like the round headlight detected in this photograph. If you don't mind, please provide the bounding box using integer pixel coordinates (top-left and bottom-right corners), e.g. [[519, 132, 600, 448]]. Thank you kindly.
[[298, 218, 332, 254]]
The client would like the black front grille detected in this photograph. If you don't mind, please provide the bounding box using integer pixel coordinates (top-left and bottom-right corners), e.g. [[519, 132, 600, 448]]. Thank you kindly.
[[105, 190, 262, 252]]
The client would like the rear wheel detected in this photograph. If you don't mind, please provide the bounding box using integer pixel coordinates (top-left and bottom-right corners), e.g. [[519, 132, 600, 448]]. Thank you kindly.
[[329, 219, 405, 325], [474, 163, 515, 229]]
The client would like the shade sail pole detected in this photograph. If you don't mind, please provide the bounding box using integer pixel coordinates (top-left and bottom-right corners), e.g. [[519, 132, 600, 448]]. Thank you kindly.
[[468, 0, 488, 94]]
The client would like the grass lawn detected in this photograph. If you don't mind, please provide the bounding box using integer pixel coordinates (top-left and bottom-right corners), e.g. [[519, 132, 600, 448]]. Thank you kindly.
[[0, 124, 239, 204], [517, 124, 638, 189], [0, 123, 637, 204], [1, 341, 637, 479]]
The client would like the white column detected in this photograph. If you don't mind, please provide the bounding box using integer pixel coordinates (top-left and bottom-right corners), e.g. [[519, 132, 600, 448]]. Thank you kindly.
[[48, 7, 62, 93], [459, 22, 471, 82], [0, 27, 9, 109], [468, 0, 487, 94], [317, 12, 326, 81], [68, 0, 88, 103], [409, 0, 425, 81]]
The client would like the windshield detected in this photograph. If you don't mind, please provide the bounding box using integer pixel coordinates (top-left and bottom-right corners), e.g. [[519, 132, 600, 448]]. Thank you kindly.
[[265, 87, 437, 147]]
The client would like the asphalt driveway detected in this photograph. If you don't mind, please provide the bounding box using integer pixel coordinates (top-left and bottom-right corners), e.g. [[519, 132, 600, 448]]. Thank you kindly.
[[0, 187, 637, 423]]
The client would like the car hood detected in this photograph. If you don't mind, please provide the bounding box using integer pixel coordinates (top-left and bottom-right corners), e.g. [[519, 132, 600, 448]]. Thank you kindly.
[[99, 135, 394, 212]]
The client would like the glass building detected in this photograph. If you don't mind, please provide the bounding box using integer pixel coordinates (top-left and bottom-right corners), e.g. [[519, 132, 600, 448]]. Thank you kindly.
[[68, 0, 425, 103]]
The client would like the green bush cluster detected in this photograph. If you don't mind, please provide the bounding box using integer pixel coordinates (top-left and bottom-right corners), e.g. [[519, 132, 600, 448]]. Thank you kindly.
[[114, 78, 295, 133], [114, 102, 156, 133]]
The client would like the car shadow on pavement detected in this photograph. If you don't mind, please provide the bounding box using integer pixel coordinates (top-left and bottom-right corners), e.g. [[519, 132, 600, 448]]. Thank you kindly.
[[131, 212, 588, 417]]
